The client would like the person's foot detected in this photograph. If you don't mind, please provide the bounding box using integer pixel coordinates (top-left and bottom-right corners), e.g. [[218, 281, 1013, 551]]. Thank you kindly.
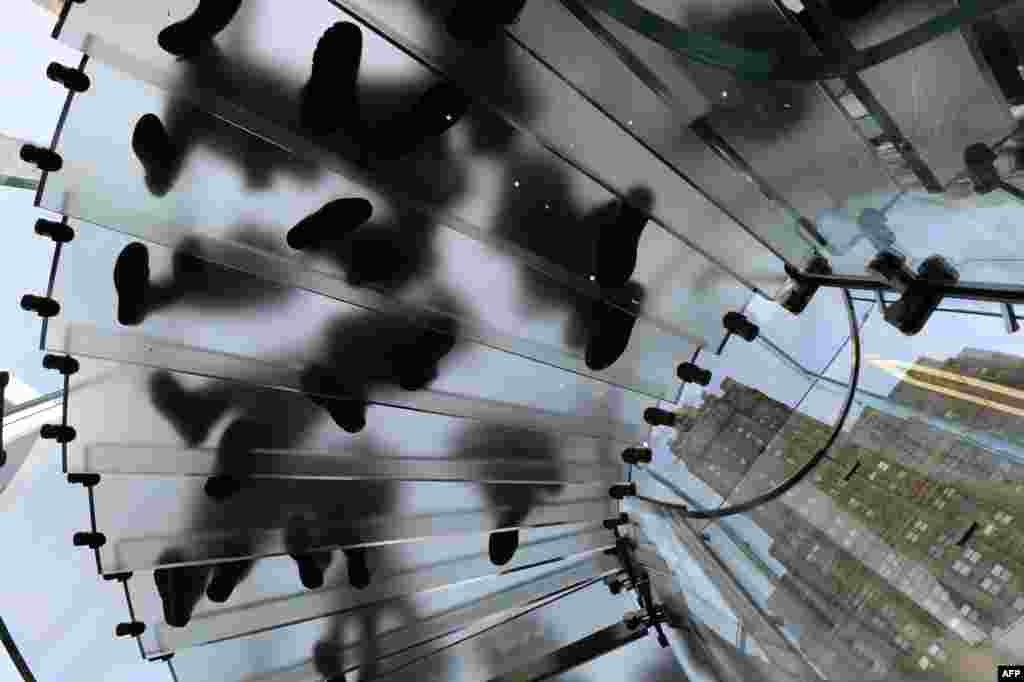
[[154, 550, 211, 627], [287, 198, 374, 251], [301, 368, 368, 433], [344, 547, 371, 589], [585, 282, 644, 371], [157, 0, 244, 57], [290, 551, 333, 589], [313, 640, 346, 681], [114, 242, 151, 326], [376, 82, 470, 160], [594, 190, 651, 288], [301, 22, 363, 137], [206, 559, 251, 603], [132, 114, 181, 197], [488, 529, 519, 566], [395, 320, 457, 391], [445, 0, 527, 46], [149, 371, 219, 446], [204, 418, 269, 501]]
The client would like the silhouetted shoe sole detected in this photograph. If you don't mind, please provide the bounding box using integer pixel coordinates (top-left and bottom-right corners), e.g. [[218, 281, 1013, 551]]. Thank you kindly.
[[287, 198, 373, 250], [154, 550, 210, 628], [132, 114, 180, 197], [157, 0, 244, 57], [376, 82, 471, 160], [206, 559, 250, 603], [313, 640, 346, 680], [302, 369, 368, 433], [149, 371, 215, 446], [585, 283, 643, 371], [302, 22, 363, 137], [595, 202, 648, 288], [395, 323, 457, 391], [345, 548, 371, 589], [445, 0, 527, 45], [291, 552, 331, 590], [488, 529, 519, 566], [204, 474, 242, 501], [114, 242, 150, 326]]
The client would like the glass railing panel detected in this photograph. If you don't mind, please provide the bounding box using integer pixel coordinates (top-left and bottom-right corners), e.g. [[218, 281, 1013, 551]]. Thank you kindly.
[[41, 0, 763, 349]]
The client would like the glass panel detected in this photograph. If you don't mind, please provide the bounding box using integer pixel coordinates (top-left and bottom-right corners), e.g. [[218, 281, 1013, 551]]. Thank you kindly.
[[842, 0, 1014, 188], [201, 553, 620, 680], [133, 530, 616, 655], [339, 577, 630, 682], [46, 224, 654, 441], [39, 68, 703, 402], [161, 551, 623, 682], [0, 133, 43, 190], [41, 2, 760, 352], [90, 472, 613, 574]]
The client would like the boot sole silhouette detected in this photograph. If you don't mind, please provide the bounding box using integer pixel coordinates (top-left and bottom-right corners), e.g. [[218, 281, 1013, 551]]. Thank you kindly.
[[157, 0, 244, 57], [114, 242, 150, 326]]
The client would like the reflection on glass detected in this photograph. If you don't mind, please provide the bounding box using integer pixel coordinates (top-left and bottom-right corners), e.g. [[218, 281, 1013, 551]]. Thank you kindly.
[[647, 300, 1024, 678]]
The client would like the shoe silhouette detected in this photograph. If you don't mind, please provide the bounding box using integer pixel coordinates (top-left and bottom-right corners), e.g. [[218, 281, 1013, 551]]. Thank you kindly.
[[287, 518, 334, 589], [154, 550, 211, 627], [301, 368, 368, 434], [313, 640, 346, 681], [345, 547, 371, 589], [290, 552, 333, 590], [445, 0, 528, 46], [394, 320, 457, 391], [376, 82, 470, 160], [302, 22, 363, 138], [593, 189, 652, 288], [206, 558, 251, 603], [585, 282, 644, 371], [488, 528, 519, 566], [286, 198, 374, 251], [157, 0, 244, 57], [132, 114, 182, 197], [149, 371, 221, 446], [114, 242, 150, 326]]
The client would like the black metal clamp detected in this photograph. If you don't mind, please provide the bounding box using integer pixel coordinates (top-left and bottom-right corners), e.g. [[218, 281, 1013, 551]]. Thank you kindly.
[[609, 482, 637, 500], [20, 295, 60, 318], [779, 254, 832, 315], [676, 362, 712, 386], [867, 251, 960, 335], [46, 62, 90, 93], [115, 622, 145, 638], [723, 311, 759, 342], [68, 473, 100, 487], [72, 531, 106, 549], [40, 424, 76, 443], [35, 219, 75, 244], [19, 145, 62, 173], [43, 354, 79, 376], [621, 447, 652, 465]]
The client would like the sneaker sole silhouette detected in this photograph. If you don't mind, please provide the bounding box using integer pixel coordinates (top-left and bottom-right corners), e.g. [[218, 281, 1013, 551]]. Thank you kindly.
[[157, 0, 244, 57], [287, 198, 373, 251], [114, 242, 150, 326]]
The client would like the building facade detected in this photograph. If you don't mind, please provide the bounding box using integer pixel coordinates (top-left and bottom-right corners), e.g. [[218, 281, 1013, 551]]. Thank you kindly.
[[671, 352, 1024, 678]]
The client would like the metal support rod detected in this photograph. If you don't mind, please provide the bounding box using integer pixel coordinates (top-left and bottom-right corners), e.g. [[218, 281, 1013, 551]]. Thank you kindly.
[[795, 269, 1024, 305], [1003, 303, 1020, 333], [0, 614, 36, 682], [486, 621, 649, 682], [650, 500, 825, 680]]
